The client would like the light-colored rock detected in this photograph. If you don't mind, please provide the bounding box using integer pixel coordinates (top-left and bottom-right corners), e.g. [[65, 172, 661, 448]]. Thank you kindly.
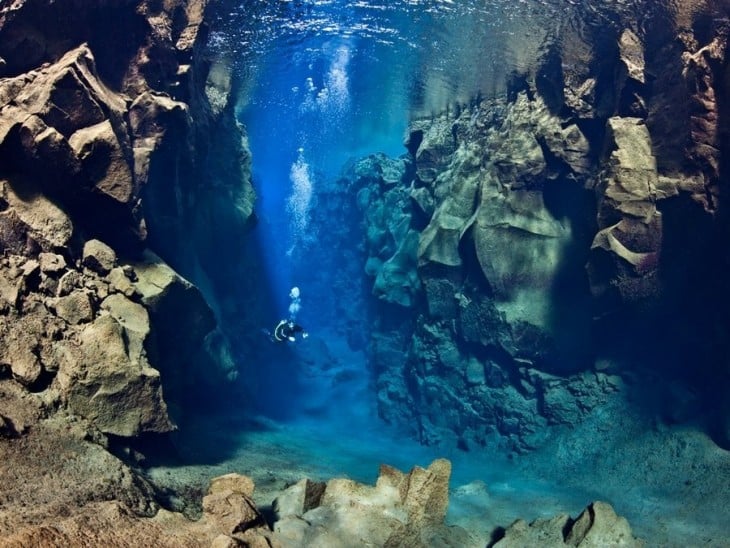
[[38, 252, 66, 274], [0, 317, 42, 386], [208, 473, 255, 498], [0, 379, 42, 436], [12, 45, 126, 136], [0, 179, 74, 250], [100, 293, 149, 361], [619, 29, 645, 84], [567, 501, 641, 546], [107, 266, 136, 297], [82, 239, 116, 274], [131, 250, 191, 305], [55, 314, 173, 436], [0, 268, 22, 308], [202, 474, 263, 536], [494, 501, 643, 547], [210, 535, 239, 548], [273, 459, 470, 547], [417, 143, 482, 268], [587, 117, 661, 305], [129, 91, 190, 187], [465, 358, 485, 385], [272, 478, 326, 520], [53, 290, 95, 325], [0, 298, 67, 386], [494, 515, 571, 547]]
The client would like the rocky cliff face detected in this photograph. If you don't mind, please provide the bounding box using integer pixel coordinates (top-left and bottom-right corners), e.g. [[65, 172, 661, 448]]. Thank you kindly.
[[0, 0, 255, 424], [340, 1, 730, 452], [0, 0, 258, 537]]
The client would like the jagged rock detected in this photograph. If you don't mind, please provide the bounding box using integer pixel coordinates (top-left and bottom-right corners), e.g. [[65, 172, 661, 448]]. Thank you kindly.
[[472, 185, 570, 302], [408, 116, 461, 184], [0, 0, 260, 542], [202, 474, 266, 537], [620, 29, 645, 84], [100, 293, 149, 361], [465, 358, 486, 385], [352, 155, 421, 306], [595, 118, 657, 225], [85, 277, 110, 300], [69, 119, 134, 204], [211, 535, 238, 548], [0, 266, 22, 308], [9, 45, 126, 138], [107, 266, 136, 297], [131, 250, 215, 345], [53, 289, 95, 325], [0, 299, 63, 386], [374, 230, 420, 306], [0, 316, 42, 385], [272, 479, 326, 520], [0, 179, 74, 251], [128, 91, 190, 187], [566, 501, 641, 546], [55, 313, 173, 436], [128, 249, 224, 415], [274, 459, 472, 547], [82, 238, 117, 275], [0, 379, 42, 437], [418, 143, 482, 268], [493, 501, 643, 547], [38, 252, 66, 274], [56, 269, 83, 297], [587, 117, 661, 305]]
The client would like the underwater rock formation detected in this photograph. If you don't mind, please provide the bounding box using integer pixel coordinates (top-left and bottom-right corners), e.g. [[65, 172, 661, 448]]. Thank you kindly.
[[340, 2, 730, 453], [492, 501, 643, 547], [0, 464, 276, 547], [0, 0, 256, 539], [0, 0, 258, 415], [273, 458, 474, 547]]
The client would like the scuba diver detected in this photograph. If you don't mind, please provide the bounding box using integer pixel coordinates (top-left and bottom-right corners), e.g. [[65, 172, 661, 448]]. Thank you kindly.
[[272, 319, 308, 342], [266, 286, 309, 343]]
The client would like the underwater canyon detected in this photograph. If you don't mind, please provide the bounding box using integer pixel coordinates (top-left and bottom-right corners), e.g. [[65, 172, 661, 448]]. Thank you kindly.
[[0, 0, 729, 546]]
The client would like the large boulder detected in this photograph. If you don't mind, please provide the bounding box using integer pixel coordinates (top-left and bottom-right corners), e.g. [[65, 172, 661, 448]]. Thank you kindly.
[[273, 459, 474, 547], [69, 119, 135, 204], [55, 313, 173, 437], [83, 238, 117, 275], [493, 501, 643, 547]]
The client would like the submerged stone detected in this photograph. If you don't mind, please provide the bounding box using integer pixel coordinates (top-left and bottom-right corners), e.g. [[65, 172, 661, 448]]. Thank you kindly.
[[82, 239, 117, 275]]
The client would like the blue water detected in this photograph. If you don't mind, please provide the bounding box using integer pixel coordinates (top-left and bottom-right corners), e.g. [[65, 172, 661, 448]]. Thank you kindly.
[[240, 35, 407, 317], [145, 2, 730, 546]]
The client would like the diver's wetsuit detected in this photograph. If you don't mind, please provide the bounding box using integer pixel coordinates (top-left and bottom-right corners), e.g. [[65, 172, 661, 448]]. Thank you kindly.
[[273, 320, 304, 342]]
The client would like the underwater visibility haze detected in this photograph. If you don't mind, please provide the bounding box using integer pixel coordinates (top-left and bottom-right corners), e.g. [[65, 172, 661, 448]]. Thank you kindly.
[[1, 0, 730, 545], [163, 0, 730, 544]]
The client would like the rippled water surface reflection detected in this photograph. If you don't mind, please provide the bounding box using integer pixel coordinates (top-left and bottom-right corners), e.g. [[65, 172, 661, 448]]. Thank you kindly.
[[212, 0, 654, 116]]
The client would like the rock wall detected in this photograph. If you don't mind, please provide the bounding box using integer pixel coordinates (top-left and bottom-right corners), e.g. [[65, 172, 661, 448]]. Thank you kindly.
[[346, 1, 730, 452], [0, 0, 258, 534], [0, 0, 256, 431]]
